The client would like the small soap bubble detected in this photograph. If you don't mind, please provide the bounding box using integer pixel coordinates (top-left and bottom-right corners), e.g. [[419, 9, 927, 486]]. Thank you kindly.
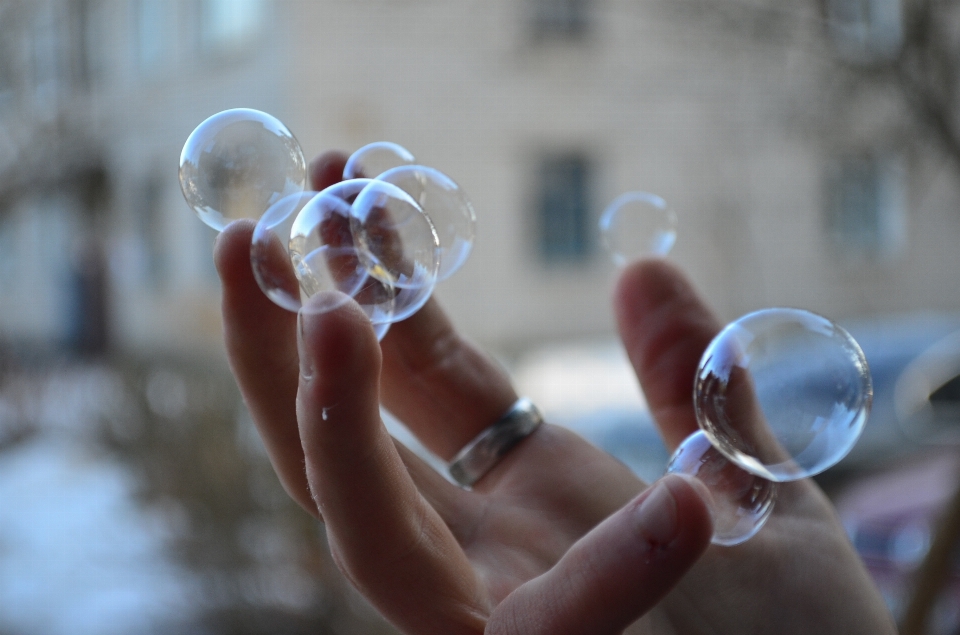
[[600, 192, 677, 265], [252, 191, 368, 315], [343, 142, 416, 180], [694, 308, 872, 482], [349, 179, 439, 320], [180, 109, 307, 231], [376, 165, 476, 281], [666, 430, 778, 546]]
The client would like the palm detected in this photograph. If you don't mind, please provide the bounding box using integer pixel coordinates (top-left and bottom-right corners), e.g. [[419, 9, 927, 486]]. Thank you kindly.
[[457, 425, 643, 604], [440, 425, 875, 635]]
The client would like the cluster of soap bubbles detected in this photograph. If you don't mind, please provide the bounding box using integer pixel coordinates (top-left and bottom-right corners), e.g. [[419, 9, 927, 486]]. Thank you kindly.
[[599, 191, 872, 545], [179, 109, 476, 339]]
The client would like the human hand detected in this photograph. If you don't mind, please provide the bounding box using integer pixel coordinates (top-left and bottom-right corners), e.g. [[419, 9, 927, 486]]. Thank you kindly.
[[214, 151, 896, 635]]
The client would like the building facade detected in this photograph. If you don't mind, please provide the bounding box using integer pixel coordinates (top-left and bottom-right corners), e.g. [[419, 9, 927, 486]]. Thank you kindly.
[[1, 0, 958, 360]]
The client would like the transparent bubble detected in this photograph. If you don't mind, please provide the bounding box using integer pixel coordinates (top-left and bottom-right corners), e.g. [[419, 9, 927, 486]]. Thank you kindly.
[[375, 165, 476, 281], [599, 192, 677, 265], [180, 109, 307, 231], [288, 180, 398, 330], [343, 142, 416, 180], [695, 308, 872, 482], [252, 192, 368, 315], [349, 179, 439, 321], [666, 431, 778, 546]]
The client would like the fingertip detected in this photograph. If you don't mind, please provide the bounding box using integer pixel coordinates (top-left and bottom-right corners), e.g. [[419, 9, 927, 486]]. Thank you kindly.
[[613, 259, 694, 325], [213, 220, 256, 278], [656, 473, 714, 548], [298, 293, 382, 393], [309, 151, 350, 191]]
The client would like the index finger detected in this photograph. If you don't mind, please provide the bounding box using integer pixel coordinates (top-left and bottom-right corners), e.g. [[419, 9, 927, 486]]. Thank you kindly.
[[614, 259, 722, 452]]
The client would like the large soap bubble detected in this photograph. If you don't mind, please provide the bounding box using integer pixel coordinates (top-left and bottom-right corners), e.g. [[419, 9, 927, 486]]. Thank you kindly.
[[180, 109, 306, 231], [694, 308, 873, 482]]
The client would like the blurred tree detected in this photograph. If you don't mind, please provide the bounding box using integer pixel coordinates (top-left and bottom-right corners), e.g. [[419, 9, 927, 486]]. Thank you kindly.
[[97, 360, 401, 634], [672, 0, 960, 171]]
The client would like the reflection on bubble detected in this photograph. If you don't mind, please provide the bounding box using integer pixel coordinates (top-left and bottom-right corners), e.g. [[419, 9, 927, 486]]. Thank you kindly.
[[343, 142, 416, 180], [694, 308, 872, 482], [376, 165, 476, 281], [252, 191, 371, 316], [350, 179, 439, 321], [666, 431, 777, 546], [288, 180, 398, 331], [600, 192, 677, 266], [180, 109, 306, 231]]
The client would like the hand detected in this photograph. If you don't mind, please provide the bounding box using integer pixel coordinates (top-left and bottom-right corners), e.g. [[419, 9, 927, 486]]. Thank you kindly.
[[214, 151, 896, 635]]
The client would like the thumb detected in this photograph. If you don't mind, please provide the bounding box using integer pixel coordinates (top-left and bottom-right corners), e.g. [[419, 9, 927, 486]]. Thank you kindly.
[[487, 474, 713, 635]]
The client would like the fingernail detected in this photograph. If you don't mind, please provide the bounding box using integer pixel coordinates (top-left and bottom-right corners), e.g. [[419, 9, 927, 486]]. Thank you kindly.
[[298, 312, 314, 381], [636, 479, 679, 546]]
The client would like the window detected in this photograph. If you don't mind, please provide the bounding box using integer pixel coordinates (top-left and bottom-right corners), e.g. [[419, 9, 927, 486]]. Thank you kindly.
[[529, 0, 590, 40], [199, 0, 263, 55], [826, 154, 906, 258], [137, 0, 176, 73], [826, 0, 903, 62], [537, 153, 593, 262]]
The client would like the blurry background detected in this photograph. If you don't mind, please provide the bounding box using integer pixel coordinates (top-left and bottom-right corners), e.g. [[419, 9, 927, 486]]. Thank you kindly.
[[2, 0, 960, 633]]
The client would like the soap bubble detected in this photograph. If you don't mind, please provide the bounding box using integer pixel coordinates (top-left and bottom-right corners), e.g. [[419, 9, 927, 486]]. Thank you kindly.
[[343, 141, 416, 180], [666, 431, 777, 546], [375, 165, 476, 281], [180, 109, 306, 231], [694, 308, 872, 482], [288, 180, 399, 329], [600, 192, 677, 265], [252, 191, 368, 315], [349, 179, 440, 322]]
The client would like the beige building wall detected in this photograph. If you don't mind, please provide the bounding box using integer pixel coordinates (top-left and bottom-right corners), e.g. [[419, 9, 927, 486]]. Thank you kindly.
[[3, 0, 960, 359]]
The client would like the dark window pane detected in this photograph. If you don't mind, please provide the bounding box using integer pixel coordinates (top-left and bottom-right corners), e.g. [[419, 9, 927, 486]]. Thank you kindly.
[[538, 154, 591, 262], [531, 0, 590, 39], [830, 157, 881, 250]]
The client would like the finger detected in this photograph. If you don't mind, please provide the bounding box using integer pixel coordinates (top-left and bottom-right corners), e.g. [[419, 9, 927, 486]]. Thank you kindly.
[[393, 440, 479, 540], [486, 474, 713, 635], [309, 148, 518, 461], [614, 259, 722, 452], [214, 221, 315, 516], [380, 299, 519, 460], [309, 150, 349, 191], [297, 296, 489, 634]]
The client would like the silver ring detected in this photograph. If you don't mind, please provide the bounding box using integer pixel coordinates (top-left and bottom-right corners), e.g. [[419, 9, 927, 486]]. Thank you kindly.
[[448, 398, 544, 488]]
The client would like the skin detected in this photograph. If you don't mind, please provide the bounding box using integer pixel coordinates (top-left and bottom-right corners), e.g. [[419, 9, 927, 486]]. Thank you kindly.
[[213, 151, 898, 635]]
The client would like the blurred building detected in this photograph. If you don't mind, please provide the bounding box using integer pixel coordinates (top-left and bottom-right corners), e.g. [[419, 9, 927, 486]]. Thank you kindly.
[[1, 0, 959, 360]]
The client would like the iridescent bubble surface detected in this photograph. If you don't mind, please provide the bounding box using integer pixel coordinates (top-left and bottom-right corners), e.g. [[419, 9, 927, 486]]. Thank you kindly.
[[350, 179, 439, 321], [694, 308, 873, 482], [288, 180, 398, 329], [343, 142, 416, 180], [376, 165, 476, 281], [599, 192, 677, 265], [666, 431, 778, 546], [252, 192, 367, 315]]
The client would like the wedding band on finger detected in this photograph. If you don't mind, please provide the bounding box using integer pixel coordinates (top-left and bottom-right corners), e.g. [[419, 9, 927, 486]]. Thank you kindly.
[[448, 397, 544, 488]]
